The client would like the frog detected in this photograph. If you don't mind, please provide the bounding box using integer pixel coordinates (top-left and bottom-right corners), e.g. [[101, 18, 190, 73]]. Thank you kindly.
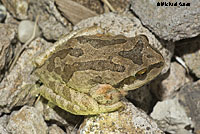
[[32, 26, 164, 115]]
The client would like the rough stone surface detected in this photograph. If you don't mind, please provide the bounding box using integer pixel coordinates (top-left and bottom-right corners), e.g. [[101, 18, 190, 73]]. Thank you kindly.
[[176, 129, 192, 134], [151, 62, 190, 100], [34, 100, 81, 134], [0, 125, 9, 134], [72, 0, 130, 13], [28, 0, 72, 40], [104, 0, 130, 12], [49, 124, 66, 134], [177, 80, 200, 133], [0, 23, 17, 81], [0, 38, 51, 115], [71, 0, 104, 14], [0, 115, 9, 134], [6, 106, 48, 134], [176, 35, 200, 78], [176, 128, 193, 134], [75, 12, 174, 74], [34, 100, 82, 127], [2, 0, 28, 20], [4, 11, 19, 25], [150, 98, 194, 133], [78, 100, 164, 134], [130, 0, 200, 41]]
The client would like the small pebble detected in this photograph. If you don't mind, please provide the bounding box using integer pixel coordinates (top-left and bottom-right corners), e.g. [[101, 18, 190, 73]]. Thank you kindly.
[[18, 20, 40, 43], [0, 5, 7, 22]]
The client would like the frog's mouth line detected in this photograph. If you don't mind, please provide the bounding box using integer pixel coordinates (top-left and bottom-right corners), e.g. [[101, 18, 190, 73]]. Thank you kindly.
[[113, 61, 164, 89]]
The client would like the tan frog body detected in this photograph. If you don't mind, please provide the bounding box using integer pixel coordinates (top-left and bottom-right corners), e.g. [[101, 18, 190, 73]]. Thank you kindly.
[[33, 26, 164, 115]]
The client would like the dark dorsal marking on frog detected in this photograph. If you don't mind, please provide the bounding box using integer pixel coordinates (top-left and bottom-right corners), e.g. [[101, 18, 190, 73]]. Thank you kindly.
[[60, 61, 124, 83], [47, 48, 83, 72], [76, 36, 127, 49], [56, 48, 84, 58], [47, 50, 125, 83], [118, 38, 144, 65]]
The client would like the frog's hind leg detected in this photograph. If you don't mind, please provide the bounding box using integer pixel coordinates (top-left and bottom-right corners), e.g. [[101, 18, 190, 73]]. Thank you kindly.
[[38, 85, 84, 115], [38, 85, 99, 115], [38, 85, 124, 115]]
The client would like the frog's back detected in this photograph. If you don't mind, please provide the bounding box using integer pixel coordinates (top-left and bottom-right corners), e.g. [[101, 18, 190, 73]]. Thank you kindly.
[[35, 34, 164, 93]]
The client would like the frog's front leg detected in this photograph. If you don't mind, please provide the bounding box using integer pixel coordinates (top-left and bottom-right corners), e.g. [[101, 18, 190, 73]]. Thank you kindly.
[[38, 85, 124, 115], [89, 84, 125, 105]]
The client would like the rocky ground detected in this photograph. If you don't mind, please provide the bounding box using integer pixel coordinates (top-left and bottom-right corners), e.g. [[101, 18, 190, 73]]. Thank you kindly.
[[0, 0, 199, 134]]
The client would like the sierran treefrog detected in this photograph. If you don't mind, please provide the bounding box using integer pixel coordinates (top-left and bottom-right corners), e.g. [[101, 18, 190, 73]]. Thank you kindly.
[[33, 26, 164, 115]]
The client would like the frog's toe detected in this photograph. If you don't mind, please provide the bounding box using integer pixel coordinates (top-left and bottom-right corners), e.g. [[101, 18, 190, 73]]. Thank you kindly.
[[98, 102, 124, 114], [74, 102, 124, 115]]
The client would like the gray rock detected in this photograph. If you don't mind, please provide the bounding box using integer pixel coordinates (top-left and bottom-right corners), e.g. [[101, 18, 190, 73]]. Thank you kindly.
[[176, 128, 193, 134], [2, 0, 28, 20], [0, 38, 51, 115], [55, 0, 97, 25], [126, 85, 153, 113], [28, 0, 72, 40], [6, 106, 48, 134], [176, 36, 200, 78], [48, 124, 66, 134], [150, 98, 194, 133], [75, 12, 174, 74], [151, 62, 190, 100], [130, 0, 200, 41], [0, 23, 17, 81], [0, 4, 7, 22], [177, 80, 200, 133], [78, 100, 164, 134], [65, 0, 104, 14], [0, 115, 9, 134], [103, 0, 130, 12], [0, 125, 9, 134], [34, 101, 82, 127], [34, 101, 82, 134]]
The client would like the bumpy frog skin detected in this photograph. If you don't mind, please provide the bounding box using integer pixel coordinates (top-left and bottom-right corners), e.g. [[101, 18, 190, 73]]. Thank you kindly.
[[33, 26, 164, 115]]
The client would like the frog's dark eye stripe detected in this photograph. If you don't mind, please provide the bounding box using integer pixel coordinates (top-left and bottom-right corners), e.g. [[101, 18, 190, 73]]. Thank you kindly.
[[135, 68, 147, 77]]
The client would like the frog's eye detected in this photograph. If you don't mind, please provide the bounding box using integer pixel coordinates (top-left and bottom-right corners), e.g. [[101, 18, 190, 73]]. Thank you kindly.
[[135, 68, 147, 77]]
